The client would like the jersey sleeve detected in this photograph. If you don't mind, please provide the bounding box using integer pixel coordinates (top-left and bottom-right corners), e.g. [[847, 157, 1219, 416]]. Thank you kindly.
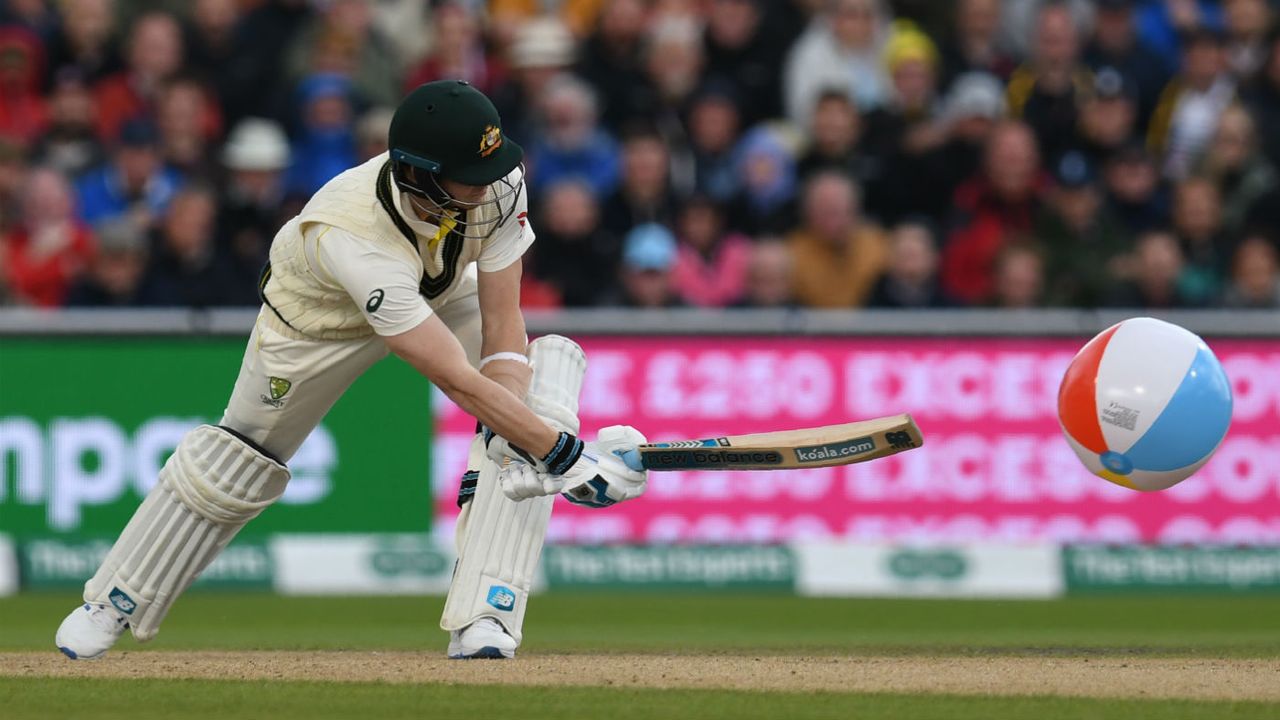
[[314, 226, 433, 336], [477, 175, 535, 272]]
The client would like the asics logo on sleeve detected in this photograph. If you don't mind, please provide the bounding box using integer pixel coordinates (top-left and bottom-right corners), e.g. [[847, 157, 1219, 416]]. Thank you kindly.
[[366, 289, 385, 312]]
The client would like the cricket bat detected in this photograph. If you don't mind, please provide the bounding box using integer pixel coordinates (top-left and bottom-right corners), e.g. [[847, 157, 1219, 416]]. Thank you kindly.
[[619, 413, 923, 471]]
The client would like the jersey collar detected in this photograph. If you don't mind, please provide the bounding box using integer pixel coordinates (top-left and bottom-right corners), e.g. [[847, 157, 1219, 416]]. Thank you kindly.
[[390, 184, 448, 237]]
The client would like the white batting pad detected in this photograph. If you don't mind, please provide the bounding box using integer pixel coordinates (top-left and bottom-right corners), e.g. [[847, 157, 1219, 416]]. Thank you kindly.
[[441, 335, 586, 642], [526, 335, 587, 432], [84, 425, 290, 641]]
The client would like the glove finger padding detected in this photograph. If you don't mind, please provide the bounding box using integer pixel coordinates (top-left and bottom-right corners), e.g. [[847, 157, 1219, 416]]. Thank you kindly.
[[595, 425, 647, 450], [484, 427, 535, 467], [499, 462, 566, 501], [560, 425, 648, 509]]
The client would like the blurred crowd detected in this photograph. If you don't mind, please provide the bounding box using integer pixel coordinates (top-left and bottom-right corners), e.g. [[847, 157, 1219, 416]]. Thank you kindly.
[[1, 0, 1279, 311]]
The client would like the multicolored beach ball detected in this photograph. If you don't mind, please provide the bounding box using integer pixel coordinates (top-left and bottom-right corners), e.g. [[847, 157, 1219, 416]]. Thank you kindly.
[[1058, 317, 1233, 491]]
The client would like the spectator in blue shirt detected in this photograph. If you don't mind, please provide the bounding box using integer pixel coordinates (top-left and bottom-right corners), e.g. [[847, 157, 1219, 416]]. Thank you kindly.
[[525, 73, 621, 199], [75, 118, 183, 228], [285, 73, 358, 197], [1134, 0, 1225, 70]]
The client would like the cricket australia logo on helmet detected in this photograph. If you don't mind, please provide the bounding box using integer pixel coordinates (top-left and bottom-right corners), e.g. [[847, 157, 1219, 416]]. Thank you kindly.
[[478, 125, 503, 157]]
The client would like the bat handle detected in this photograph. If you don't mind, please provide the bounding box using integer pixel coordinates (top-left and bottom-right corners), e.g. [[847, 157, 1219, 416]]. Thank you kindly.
[[617, 447, 645, 472]]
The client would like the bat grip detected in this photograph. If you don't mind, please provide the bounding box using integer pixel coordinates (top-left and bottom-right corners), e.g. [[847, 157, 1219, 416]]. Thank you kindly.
[[617, 448, 645, 472]]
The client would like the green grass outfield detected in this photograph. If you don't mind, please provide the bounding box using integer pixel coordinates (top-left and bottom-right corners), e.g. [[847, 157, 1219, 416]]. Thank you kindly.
[[3, 678, 1277, 720], [3, 592, 1279, 719]]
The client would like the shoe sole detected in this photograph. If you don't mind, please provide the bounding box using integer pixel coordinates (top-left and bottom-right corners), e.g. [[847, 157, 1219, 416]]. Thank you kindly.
[[56, 645, 106, 660], [448, 646, 513, 660]]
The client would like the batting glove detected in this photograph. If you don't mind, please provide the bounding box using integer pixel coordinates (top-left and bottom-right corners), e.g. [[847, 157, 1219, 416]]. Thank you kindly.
[[484, 427, 583, 475], [559, 425, 649, 508], [495, 426, 648, 505]]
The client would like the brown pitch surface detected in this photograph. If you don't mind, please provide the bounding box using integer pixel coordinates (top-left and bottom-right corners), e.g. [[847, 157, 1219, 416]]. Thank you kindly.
[[4, 652, 1279, 701]]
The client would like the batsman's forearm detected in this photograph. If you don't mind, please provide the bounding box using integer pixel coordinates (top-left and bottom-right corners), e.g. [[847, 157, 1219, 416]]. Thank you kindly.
[[480, 313, 527, 361], [481, 359, 532, 400], [441, 372, 559, 458], [479, 311, 531, 399], [386, 314, 554, 458]]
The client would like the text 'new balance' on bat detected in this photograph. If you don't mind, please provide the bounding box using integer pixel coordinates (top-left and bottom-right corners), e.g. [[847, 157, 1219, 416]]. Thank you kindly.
[[618, 414, 923, 471]]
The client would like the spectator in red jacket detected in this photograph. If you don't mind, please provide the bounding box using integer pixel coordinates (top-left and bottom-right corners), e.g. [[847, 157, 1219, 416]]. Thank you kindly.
[[0, 27, 49, 145], [0, 139, 27, 235], [2, 167, 96, 307], [942, 121, 1045, 304], [403, 3, 502, 95], [93, 12, 186, 141]]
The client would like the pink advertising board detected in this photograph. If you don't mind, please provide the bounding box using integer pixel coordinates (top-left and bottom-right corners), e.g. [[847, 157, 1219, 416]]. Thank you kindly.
[[432, 337, 1280, 544]]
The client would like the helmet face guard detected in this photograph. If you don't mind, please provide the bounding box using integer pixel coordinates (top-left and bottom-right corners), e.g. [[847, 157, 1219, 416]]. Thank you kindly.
[[390, 149, 523, 241]]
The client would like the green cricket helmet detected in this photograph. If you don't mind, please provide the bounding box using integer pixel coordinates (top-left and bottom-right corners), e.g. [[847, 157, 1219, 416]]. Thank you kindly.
[[389, 80, 524, 238]]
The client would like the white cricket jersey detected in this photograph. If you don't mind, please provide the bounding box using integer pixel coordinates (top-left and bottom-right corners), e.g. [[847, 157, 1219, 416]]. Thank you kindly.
[[260, 153, 533, 340]]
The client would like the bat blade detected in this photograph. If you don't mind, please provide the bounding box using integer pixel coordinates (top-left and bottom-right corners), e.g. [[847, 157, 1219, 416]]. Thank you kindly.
[[620, 414, 923, 471]]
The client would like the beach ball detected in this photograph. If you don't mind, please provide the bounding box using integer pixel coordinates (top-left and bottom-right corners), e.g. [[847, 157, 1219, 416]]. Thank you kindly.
[[1058, 317, 1232, 491]]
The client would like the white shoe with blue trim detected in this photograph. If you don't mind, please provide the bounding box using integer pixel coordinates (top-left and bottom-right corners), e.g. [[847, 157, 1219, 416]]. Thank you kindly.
[[447, 617, 516, 659], [55, 602, 129, 660]]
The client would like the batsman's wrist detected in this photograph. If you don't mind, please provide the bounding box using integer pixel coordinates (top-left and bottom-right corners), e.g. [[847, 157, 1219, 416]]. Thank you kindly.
[[478, 351, 530, 370], [541, 431, 583, 476]]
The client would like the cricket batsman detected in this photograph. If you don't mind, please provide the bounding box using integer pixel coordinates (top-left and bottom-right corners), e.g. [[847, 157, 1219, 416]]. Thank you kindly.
[[54, 80, 648, 660]]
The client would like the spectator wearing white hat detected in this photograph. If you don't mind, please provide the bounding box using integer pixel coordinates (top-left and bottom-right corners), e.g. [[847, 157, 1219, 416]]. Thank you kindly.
[[491, 16, 577, 146], [217, 117, 291, 275]]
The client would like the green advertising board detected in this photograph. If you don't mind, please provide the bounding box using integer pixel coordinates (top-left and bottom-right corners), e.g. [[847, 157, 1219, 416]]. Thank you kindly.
[[543, 545, 797, 591], [1064, 545, 1280, 593], [18, 537, 274, 590], [0, 337, 434, 543]]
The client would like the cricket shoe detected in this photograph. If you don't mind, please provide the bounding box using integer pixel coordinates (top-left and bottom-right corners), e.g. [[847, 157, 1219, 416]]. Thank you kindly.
[[55, 602, 129, 660], [447, 617, 517, 659]]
